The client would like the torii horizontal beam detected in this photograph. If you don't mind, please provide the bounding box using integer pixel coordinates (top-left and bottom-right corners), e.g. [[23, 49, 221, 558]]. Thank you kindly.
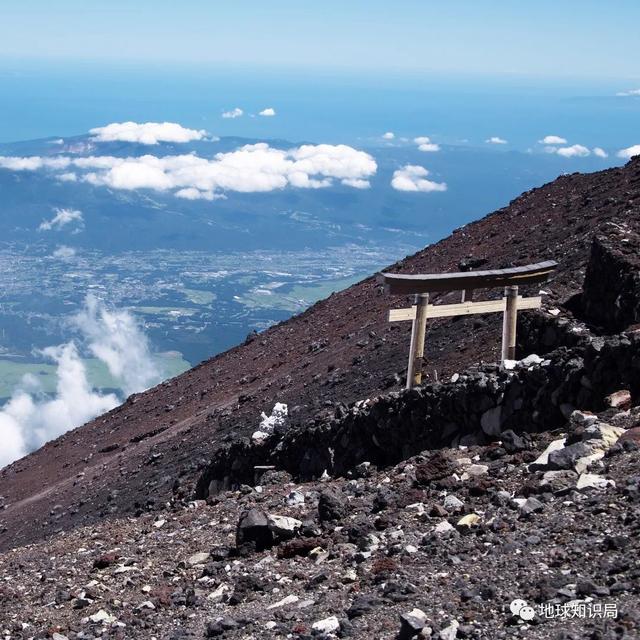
[[388, 295, 542, 322], [379, 260, 558, 295]]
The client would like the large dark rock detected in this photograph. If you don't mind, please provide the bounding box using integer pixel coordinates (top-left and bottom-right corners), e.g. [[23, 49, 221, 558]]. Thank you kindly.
[[547, 442, 593, 470], [414, 451, 456, 486], [236, 509, 273, 553], [318, 489, 348, 522]]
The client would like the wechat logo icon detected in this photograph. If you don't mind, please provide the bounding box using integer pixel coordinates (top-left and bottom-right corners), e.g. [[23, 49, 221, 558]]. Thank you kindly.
[[511, 599, 536, 621]]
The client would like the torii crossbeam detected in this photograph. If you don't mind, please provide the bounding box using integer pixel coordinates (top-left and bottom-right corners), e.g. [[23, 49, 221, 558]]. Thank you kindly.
[[379, 260, 558, 389]]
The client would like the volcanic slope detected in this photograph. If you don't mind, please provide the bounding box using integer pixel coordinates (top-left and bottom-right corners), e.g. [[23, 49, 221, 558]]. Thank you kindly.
[[1, 158, 640, 552]]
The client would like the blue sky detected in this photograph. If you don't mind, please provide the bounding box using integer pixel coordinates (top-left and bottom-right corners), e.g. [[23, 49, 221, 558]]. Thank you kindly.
[[1, 0, 639, 79]]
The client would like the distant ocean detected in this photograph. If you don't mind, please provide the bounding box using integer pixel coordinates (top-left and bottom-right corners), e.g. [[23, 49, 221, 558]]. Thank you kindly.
[[0, 60, 638, 149]]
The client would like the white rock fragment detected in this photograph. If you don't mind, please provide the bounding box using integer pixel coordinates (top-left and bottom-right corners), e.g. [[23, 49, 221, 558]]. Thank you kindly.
[[267, 514, 302, 536], [434, 520, 455, 534], [439, 619, 460, 640], [268, 594, 300, 609], [576, 473, 616, 491], [457, 513, 480, 527], [187, 552, 210, 566], [89, 610, 116, 624], [462, 464, 489, 478], [285, 490, 305, 506], [312, 616, 340, 634], [520, 353, 543, 367], [529, 438, 566, 469], [208, 583, 231, 603], [443, 495, 464, 511], [342, 569, 358, 583]]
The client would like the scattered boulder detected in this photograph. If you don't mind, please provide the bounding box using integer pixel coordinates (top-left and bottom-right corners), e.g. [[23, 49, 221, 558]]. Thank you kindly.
[[236, 509, 273, 552], [606, 389, 632, 410], [415, 452, 456, 486], [576, 473, 615, 491], [318, 490, 348, 522], [443, 495, 464, 512], [547, 442, 594, 471], [501, 430, 527, 453], [92, 553, 119, 570], [519, 497, 544, 516], [399, 608, 428, 639], [267, 514, 302, 539]]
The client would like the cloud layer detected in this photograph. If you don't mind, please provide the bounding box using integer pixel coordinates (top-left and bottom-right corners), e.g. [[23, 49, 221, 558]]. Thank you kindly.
[[391, 165, 447, 192], [90, 122, 207, 145], [0, 295, 160, 469], [0, 143, 377, 200], [258, 108, 276, 117], [486, 136, 507, 145]]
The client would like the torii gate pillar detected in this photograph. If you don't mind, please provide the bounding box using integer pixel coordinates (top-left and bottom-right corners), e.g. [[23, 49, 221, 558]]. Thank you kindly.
[[406, 293, 429, 389]]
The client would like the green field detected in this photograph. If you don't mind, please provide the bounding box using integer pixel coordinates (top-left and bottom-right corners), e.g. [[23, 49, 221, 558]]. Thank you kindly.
[[181, 288, 217, 305], [237, 274, 366, 313]]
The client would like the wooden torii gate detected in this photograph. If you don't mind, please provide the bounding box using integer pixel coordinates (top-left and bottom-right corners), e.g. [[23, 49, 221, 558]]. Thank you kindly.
[[379, 260, 558, 389]]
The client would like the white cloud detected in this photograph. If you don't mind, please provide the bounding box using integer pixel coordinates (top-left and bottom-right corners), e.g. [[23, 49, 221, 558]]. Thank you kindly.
[[0, 143, 377, 198], [382, 132, 395, 140], [616, 89, 640, 97], [52, 245, 77, 259], [555, 144, 591, 158], [58, 172, 78, 182], [391, 165, 447, 192], [222, 107, 243, 119], [539, 135, 568, 145], [258, 107, 276, 117], [90, 122, 207, 145], [0, 156, 71, 171], [617, 144, 640, 159], [0, 295, 161, 469], [414, 136, 440, 152], [486, 136, 508, 144], [0, 342, 119, 469], [73, 294, 159, 397], [592, 147, 608, 158], [341, 178, 370, 189], [39, 207, 84, 231]]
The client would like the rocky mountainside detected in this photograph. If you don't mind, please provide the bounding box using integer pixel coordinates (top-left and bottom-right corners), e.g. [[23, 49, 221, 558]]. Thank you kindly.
[[1, 157, 640, 639]]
